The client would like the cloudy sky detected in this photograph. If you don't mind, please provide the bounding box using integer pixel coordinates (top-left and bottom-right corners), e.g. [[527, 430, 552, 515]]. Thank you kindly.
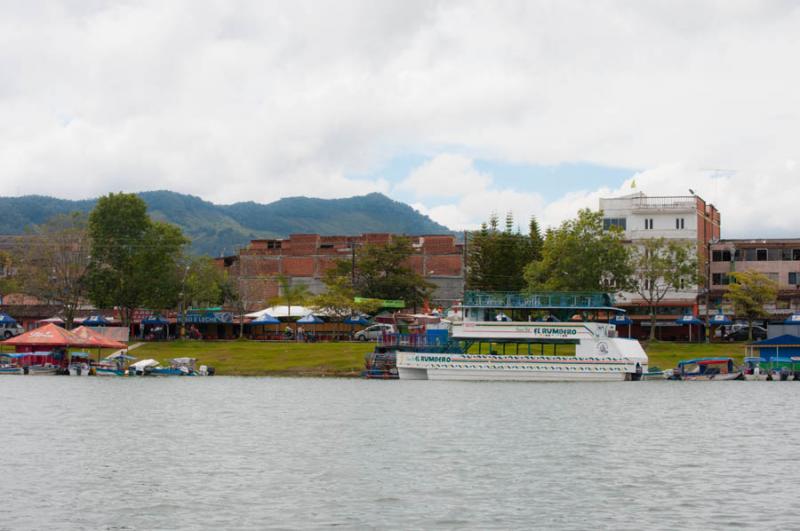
[[1, 1, 799, 237]]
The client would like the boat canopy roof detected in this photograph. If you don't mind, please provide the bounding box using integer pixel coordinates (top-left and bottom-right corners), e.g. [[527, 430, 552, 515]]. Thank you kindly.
[[677, 357, 733, 366], [744, 357, 765, 362]]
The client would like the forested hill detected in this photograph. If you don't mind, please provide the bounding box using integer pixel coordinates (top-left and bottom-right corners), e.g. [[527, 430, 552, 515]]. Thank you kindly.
[[0, 191, 452, 256]]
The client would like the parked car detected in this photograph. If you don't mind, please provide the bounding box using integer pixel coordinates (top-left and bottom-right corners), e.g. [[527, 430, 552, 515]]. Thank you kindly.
[[0, 321, 25, 339], [354, 324, 396, 341], [724, 325, 767, 342]]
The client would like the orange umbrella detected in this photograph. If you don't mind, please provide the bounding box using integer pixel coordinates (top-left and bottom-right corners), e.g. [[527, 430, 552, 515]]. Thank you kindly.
[[71, 326, 128, 350], [1, 323, 87, 348]]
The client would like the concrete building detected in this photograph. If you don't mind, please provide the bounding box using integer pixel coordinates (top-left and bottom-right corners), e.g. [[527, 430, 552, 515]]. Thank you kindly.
[[710, 239, 800, 320], [220, 233, 464, 311], [599, 192, 721, 339]]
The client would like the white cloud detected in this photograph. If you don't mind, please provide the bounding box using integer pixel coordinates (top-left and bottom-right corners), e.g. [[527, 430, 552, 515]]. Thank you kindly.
[[0, 1, 798, 238], [403, 154, 545, 230], [396, 154, 491, 198]]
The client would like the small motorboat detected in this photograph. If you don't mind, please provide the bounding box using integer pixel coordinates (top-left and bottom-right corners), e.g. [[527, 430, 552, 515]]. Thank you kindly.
[[673, 357, 743, 381], [26, 364, 60, 375], [0, 365, 23, 375], [742, 357, 769, 381], [68, 363, 91, 376], [128, 358, 161, 376], [150, 357, 199, 376]]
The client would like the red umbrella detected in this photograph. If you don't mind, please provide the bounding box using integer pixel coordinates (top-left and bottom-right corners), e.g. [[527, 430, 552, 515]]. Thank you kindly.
[[71, 326, 128, 350], [1, 323, 87, 348]]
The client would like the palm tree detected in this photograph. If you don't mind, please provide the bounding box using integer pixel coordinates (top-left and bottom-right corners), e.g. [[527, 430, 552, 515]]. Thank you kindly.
[[269, 274, 310, 318]]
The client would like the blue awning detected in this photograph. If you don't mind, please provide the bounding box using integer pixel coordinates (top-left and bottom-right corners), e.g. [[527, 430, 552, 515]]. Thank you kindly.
[[0, 313, 17, 324], [344, 316, 370, 326], [251, 313, 280, 325], [297, 314, 324, 324], [710, 314, 732, 325], [142, 316, 169, 325], [675, 315, 704, 325], [610, 314, 632, 325], [83, 315, 110, 326], [784, 314, 800, 325]]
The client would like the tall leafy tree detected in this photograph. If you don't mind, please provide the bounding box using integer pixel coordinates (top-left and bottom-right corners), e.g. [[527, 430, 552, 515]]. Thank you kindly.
[[15, 212, 91, 328], [86, 193, 188, 325], [0, 250, 21, 301], [629, 238, 699, 340], [724, 271, 778, 340], [525, 209, 632, 292], [328, 237, 434, 309], [311, 266, 383, 319], [466, 213, 542, 291]]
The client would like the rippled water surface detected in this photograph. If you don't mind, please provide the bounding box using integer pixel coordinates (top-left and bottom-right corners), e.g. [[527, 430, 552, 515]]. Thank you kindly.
[[1, 377, 799, 530]]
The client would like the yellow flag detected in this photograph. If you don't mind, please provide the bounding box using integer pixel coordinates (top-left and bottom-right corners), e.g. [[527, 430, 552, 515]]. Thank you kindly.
[[631, 179, 637, 189]]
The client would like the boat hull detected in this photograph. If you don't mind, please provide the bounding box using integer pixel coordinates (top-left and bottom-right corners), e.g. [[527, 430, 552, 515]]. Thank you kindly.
[[27, 366, 59, 375], [681, 372, 743, 381], [0, 367, 23, 375], [396, 352, 641, 382]]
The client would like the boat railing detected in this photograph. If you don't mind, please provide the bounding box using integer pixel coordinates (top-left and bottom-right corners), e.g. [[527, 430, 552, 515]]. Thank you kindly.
[[378, 333, 452, 351], [463, 290, 614, 309]]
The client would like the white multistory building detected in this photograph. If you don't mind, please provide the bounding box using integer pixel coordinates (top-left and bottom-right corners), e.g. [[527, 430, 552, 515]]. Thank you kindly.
[[598, 192, 721, 339]]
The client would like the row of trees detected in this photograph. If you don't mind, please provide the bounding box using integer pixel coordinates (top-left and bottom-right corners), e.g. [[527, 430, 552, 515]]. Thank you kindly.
[[14, 194, 232, 329], [8, 193, 435, 332], [466, 209, 781, 340]]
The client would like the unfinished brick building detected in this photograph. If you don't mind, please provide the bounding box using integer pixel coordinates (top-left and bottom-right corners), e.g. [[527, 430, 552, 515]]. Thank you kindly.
[[219, 233, 464, 311]]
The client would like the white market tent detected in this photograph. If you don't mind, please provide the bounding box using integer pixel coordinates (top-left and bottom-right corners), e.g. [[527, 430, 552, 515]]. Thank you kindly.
[[245, 305, 317, 319]]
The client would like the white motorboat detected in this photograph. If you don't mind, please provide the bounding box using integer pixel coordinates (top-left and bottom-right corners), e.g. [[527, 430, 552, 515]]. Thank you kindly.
[[26, 365, 60, 375], [396, 321, 648, 382]]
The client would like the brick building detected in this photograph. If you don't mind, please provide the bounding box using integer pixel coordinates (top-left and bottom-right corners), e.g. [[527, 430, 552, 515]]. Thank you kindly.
[[220, 233, 465, 311]]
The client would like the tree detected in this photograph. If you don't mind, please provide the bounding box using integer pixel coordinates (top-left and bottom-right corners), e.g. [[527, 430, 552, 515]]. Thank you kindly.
[[219, 271, 246, 339], [311, 266, 383, 319], [629, 238, 699, 340], [181, 255, 226, 308], [724, 271, 778, 340], [86, 193, 188, 325], [466, 213, 542, 291], [351, 237, 434, 309], [268, 274, 310, 318], [16, 213, 91, 328], [525, 209, 632, 292], [0, 250, 20, 300]]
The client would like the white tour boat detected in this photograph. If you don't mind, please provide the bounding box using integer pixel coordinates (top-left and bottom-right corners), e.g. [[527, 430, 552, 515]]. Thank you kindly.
[[395, 321, 648, 382]]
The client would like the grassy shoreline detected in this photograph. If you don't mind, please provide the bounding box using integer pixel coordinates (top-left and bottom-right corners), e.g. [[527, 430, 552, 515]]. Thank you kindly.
[[133, 339, 750, 377]]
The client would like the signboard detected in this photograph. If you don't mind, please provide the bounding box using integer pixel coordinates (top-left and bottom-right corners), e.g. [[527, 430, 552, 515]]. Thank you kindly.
[[184, 311, 233, 324], [453, 322, 604, 341], [354, 297, 405, 309]]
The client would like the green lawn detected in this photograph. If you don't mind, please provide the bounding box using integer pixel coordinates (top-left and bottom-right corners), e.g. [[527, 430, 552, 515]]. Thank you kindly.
[[133, 340, 371, 376], [130, 339, 752, 377], [642, 340, 748, 371]]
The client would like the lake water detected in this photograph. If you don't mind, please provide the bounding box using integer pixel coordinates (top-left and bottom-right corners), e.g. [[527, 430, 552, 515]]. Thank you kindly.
[[1, 378, 798, 530]]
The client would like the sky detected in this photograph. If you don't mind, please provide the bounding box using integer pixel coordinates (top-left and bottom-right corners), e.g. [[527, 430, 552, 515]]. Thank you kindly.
[[1, 1, 799, 237]]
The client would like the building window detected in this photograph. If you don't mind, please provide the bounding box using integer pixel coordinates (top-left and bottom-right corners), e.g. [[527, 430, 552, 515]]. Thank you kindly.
[[712, 250, 732, 262], [768, 248, 783, 261], [766, 272, 779, 283], [603, 218, 627, 231], [712, 273, 730, 285], [644, 218, 654, 230], [675, 218, 685, 229], [794, 249, 800, 261], [790, 272, 799, 285], [756, 249, 768, 261]]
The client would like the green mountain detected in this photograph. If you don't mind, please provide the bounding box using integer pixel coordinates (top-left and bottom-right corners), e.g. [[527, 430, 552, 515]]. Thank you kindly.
[[0, 191, 452, 255]]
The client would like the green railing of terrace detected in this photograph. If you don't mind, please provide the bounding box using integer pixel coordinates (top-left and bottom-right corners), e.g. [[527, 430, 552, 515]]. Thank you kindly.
[[463, 291, 615, 309]]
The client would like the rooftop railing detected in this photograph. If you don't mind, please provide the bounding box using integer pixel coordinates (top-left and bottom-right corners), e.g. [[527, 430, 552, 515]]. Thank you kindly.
[[629, 196, 696, 210], [463, 291, 615, 309]]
